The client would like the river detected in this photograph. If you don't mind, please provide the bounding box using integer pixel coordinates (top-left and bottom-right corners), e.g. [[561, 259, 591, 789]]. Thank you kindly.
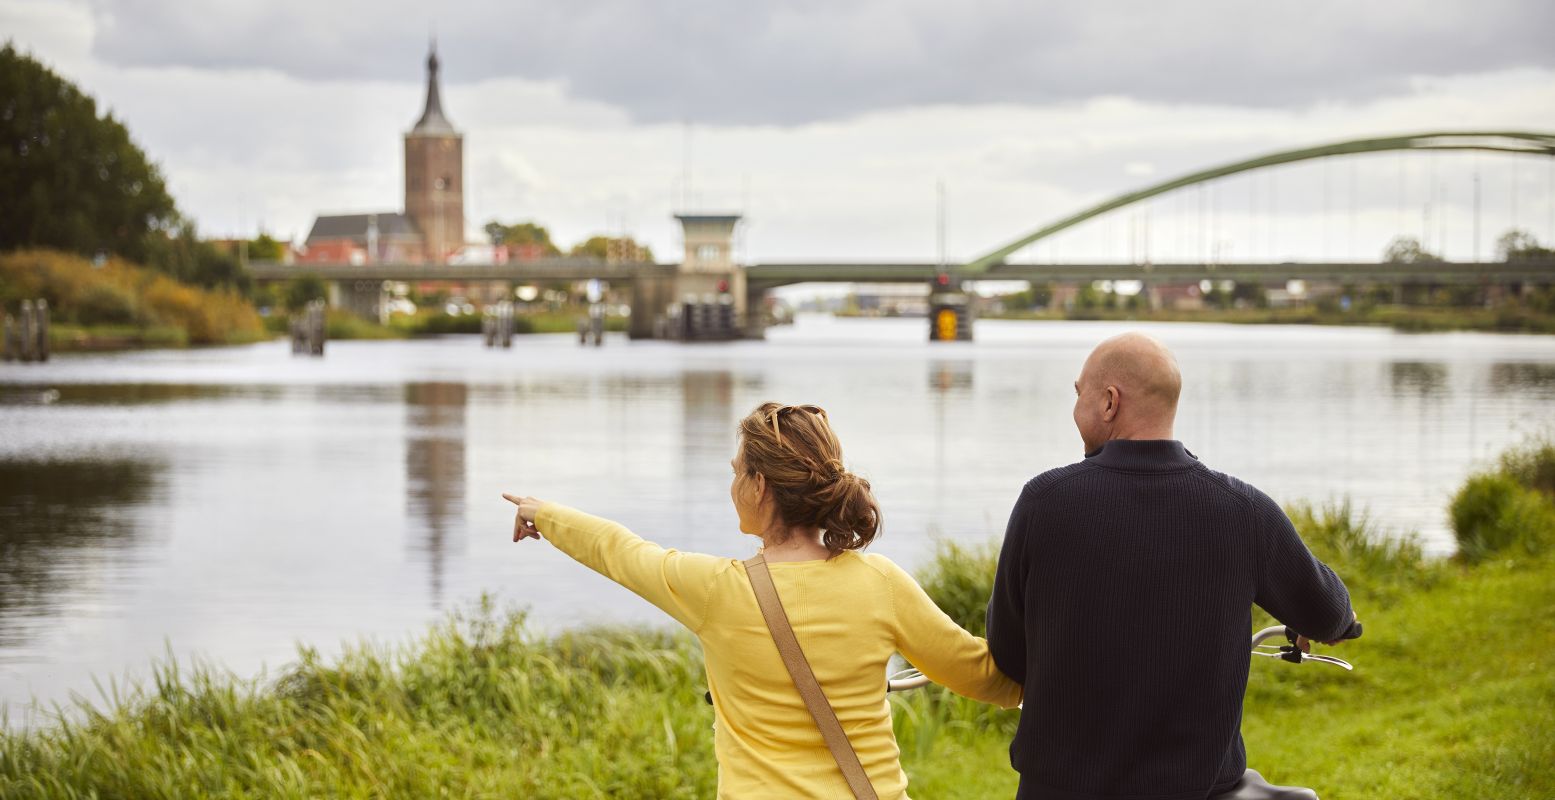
[[2, 316, 1553, 720]]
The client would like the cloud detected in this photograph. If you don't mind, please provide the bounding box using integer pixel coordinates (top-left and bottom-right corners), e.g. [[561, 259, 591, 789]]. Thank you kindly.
[[6, 0, 1554, 265], [79, 0, 1555, 125]]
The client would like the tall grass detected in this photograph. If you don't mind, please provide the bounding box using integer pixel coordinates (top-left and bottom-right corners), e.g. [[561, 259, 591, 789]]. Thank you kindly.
[[1, 599, 717, 799]]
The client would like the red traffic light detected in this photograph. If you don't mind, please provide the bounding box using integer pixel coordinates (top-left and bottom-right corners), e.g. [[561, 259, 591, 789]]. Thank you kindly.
[[717, 279, 729, 293], [936, 273, 950, 287]]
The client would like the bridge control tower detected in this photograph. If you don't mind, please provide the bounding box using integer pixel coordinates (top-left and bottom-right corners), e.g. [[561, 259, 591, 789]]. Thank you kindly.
[[675, 214, 743, 294]]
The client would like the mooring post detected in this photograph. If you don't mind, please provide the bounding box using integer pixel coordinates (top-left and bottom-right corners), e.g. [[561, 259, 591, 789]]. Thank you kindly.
[[589, 303, 604, 346], [2, 313, 15, 362], [309, 300, 326, 356], [35, 299, 49, 362], [19, 300, 36, 363]]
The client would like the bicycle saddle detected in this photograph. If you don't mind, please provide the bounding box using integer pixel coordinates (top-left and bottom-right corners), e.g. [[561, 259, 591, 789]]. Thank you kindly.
[[1209, 769, 1318, 800]]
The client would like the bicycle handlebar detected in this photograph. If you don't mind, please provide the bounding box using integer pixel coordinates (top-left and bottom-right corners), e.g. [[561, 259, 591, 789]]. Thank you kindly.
[[889, 622, 1362, 694]]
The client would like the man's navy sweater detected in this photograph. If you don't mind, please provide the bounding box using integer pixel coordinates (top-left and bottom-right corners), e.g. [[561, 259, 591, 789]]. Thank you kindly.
[[986, 440, 1354, 800]]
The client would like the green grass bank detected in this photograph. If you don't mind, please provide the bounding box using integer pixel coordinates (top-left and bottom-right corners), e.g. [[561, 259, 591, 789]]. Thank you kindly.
[[985, 304, 1555, 335], [262, 309, 630, 342], [2, 440, 1553, 798]]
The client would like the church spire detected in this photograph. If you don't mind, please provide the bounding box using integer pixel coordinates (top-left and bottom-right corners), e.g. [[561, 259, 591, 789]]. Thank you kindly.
[[410, 38, 456, 136]]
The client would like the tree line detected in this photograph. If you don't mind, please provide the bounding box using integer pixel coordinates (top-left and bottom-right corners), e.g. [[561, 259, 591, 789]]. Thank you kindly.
[[482, 221, 655, 263], [0, 42, 251, 293]]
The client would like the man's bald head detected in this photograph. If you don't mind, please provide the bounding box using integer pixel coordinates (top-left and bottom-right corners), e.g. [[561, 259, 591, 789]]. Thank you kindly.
[[1073, 333, 1182, 451]]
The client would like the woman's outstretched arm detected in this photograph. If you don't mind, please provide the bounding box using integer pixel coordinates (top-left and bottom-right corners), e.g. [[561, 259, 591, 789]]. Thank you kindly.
[[505, 495, 730, 632], [875, 556, 1023, 709]]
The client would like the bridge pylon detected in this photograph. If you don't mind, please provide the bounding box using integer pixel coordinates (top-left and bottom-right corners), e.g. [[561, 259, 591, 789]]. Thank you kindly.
[[927, 270, 974, 341]]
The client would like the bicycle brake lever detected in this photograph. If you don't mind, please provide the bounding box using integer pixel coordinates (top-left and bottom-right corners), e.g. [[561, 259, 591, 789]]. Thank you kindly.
[[1253, 646, 1354, 670], [1301, 654, 1353, 670]]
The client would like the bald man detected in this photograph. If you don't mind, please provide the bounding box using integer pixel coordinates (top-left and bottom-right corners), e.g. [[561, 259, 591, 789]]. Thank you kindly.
[[986, 332, 1358, 800]]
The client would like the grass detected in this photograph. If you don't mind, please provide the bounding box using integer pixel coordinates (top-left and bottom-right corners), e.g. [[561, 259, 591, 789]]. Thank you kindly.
[[276, 309, 632, 340], [3, 442, 1554, 798]]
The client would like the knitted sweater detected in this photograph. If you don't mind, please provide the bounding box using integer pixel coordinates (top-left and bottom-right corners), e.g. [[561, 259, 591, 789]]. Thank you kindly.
[[986, 440, 1354, 800]]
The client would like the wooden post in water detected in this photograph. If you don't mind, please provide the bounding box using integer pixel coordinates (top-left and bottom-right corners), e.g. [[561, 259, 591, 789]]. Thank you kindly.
[[35, 299, 49, 362], [2, 313, 15, 362], [290, 300, 327, 356], [18, 300, 36, 363], [309, 300, 326, 356], [500, 301, 514, 348]]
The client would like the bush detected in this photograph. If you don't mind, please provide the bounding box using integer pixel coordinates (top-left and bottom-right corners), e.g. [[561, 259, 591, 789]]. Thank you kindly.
[[70, 281, 142, 326], [1498, 436, 1555, 497], [0, 249, 263, 346], [1450, 472, 1555, 564]]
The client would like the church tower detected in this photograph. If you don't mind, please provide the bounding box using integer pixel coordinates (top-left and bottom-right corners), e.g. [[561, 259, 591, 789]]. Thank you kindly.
[[404, 42, 464, 262]]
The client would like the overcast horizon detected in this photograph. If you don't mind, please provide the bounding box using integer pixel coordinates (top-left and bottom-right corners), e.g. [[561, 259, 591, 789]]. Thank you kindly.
[[5, 0, 1555, 265]]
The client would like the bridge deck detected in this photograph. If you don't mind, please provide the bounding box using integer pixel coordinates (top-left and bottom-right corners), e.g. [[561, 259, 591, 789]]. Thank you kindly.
[[247, 259, 1554, 287]]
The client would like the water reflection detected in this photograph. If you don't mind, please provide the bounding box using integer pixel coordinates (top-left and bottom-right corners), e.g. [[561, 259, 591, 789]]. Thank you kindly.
[[928, 359, 974, 394], [1489, 362, 1555, 394], [0, 458, 159, 648], [1389, 362, 1449, 398], [682, 372, 737, 534], [405, 382, 467, 608]]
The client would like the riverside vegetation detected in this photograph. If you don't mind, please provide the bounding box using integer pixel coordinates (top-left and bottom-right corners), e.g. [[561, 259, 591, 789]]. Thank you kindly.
[[0, 249, 264, 349], [2, 438, 1551, 798]]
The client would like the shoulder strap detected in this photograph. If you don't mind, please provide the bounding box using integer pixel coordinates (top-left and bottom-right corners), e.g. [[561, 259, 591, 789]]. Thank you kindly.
[[742, 553, 879, 800]]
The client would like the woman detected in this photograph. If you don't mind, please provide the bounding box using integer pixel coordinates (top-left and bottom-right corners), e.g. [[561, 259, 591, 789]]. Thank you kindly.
[[503, 402, 1020, 798]]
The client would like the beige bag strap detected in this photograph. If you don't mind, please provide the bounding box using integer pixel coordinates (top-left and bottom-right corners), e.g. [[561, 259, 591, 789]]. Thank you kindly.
[[743, 553, 879, 800]]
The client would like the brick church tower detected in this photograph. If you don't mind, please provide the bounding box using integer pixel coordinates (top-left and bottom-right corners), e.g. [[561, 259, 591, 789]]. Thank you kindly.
[[404, 42, 464, 262]]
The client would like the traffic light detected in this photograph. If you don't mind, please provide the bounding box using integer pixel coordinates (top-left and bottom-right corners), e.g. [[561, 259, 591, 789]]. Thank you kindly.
[[936, 272, 951, 287]]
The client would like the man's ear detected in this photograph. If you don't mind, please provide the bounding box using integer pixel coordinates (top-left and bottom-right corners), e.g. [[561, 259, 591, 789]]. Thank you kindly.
[[1103, 386, 1120, 422]]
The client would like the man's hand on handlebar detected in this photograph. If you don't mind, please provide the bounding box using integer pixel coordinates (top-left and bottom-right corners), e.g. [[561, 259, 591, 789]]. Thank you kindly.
[[1294, 610, 1360, 653]]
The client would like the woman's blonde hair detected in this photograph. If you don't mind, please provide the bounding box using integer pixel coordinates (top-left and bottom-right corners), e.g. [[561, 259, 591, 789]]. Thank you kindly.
[[736, 402, 881, 556]]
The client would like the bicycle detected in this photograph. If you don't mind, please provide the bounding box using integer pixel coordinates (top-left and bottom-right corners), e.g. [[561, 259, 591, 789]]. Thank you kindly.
[[886, 622, 1362, 800]]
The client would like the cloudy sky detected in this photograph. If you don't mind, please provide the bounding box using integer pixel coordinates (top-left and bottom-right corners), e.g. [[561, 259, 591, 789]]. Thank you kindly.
[[5, 0, 1555, 263]]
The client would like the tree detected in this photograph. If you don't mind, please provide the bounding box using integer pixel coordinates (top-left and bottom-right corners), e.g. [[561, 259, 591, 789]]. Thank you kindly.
[[484, 220, 561, 256], [1496, 229, 1554, 262], [1, 43, 175, 261], [283, 275, 328, 311], [1383, 236, 1442, 264], [569, 235, 654, 263], [0, 43, 250, 292], [248, 232, 286, 262], [140, 222, 250, 294]]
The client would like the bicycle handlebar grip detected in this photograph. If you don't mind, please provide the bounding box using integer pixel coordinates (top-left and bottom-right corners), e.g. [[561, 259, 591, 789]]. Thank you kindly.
[[1284, 619, 1363, 644]]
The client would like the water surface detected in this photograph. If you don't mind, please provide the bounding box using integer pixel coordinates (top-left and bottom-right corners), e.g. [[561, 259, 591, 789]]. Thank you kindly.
[[2, 317, 1552, 720]]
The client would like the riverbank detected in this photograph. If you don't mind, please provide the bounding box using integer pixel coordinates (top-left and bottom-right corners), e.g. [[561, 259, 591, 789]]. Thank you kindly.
[[984, 304, 1555, 334], [0, 250, 265, 350], [1, 441, 1551, 798], [258, 309, 630, 341]]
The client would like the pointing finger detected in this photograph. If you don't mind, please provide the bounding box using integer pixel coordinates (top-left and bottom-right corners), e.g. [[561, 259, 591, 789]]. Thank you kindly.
[[502, 492, 522, 506]]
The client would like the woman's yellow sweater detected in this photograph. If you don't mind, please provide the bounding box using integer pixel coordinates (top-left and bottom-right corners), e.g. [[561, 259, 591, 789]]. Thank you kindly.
[[535, 503, 1023, 799]]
